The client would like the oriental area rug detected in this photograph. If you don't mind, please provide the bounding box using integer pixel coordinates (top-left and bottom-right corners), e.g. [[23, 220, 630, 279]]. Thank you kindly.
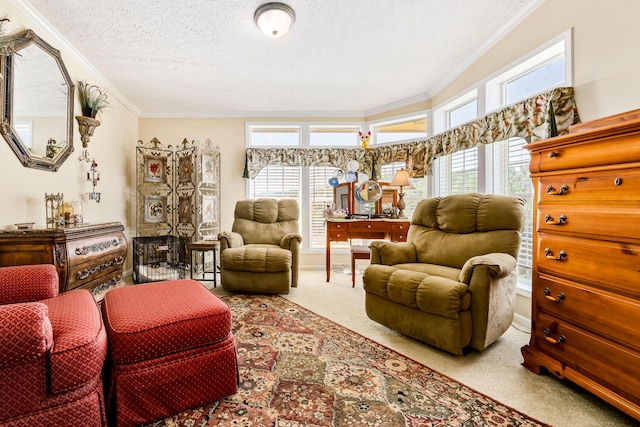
[[145, 294, 547, 427]]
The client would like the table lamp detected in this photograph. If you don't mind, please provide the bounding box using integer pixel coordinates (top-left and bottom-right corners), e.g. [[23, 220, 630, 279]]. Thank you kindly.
[[390, 169, 414, 218]]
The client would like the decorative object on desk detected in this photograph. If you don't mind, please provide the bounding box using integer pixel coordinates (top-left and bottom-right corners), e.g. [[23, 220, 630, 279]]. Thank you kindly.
[[14, 222, 35, 230], [87, 160, 101, 202], [390, 168, 414, 218], [63, 201, 83, 224], [45, 193, 64, 227], [358, 130, 371, 149], [355, 179, 382, 219]]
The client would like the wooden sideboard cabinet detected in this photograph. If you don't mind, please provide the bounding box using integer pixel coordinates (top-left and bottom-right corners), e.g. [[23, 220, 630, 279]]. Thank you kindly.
[[0, 222, 127, 297], [521, 110, 640, 420]]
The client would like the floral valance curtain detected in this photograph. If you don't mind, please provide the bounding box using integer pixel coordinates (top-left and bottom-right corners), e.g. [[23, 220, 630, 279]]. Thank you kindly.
[[243, 86, 580, 179]]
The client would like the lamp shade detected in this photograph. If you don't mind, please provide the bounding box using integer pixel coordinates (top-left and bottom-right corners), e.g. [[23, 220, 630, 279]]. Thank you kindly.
[[390, 169, 414, 190], [255, 3, 296, 38]]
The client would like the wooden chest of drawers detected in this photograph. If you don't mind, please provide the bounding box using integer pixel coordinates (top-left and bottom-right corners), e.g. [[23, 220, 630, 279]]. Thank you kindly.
[[522, 111, 640, 420], [0, 222, 127, 298]]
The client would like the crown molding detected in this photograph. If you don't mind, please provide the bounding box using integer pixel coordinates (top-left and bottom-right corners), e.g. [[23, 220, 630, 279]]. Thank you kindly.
[[139, 110, 367, 119], [364, 91, 432, 118]]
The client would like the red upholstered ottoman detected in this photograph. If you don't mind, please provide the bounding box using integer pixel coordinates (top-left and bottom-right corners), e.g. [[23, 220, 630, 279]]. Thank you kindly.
[[101, 279, 238, 427]]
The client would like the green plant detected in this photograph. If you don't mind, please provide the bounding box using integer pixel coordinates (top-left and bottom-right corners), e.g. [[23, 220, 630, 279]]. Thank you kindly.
[[77, 80, 109, 118], [0, 15, 11, 54]]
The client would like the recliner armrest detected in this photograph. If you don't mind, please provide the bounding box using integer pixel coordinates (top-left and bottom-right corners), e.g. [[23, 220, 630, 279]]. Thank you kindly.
[[280, 233, 302, 250], [217, 231, 244, 250], [0, 303, 53, 365], [458, 253, 517, 284], [369, 241, 417, 265]]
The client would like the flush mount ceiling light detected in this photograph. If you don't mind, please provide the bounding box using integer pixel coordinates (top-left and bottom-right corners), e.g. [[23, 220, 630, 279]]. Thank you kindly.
[[254, 2, 296, 38]]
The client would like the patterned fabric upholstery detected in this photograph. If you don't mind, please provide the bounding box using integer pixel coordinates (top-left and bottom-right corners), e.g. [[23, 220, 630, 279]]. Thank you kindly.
[[102, 279, 238, 427], [0, 264, 106, 427], [0, 264, 59, 304]]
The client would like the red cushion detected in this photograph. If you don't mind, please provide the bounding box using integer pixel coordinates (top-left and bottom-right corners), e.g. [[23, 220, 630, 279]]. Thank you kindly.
[[43, 289, 107, 393], [0, 264, 59, 304], [102, 279, 231, 363], [0, 303, 52, 365]]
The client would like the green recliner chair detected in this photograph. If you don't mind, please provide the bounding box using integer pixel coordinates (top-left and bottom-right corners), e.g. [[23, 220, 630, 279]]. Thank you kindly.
[[363, 193, 525, 355], [218, 198, 301, 294]]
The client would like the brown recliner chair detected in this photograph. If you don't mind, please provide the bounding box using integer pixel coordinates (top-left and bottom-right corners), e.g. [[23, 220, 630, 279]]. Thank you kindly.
[[363, 193, 525, 355], [218, 198, 301, 294]]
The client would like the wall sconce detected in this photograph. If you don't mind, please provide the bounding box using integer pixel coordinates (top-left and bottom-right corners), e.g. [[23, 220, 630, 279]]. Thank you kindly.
[[254, 2, 295, 38], [390, 169, 414, 218], [75, 115, 100, 148], [87, 160, 101, 203]]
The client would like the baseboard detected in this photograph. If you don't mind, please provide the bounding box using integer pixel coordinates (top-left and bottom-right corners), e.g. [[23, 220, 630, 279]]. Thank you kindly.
[[513, 312, 531, 330]]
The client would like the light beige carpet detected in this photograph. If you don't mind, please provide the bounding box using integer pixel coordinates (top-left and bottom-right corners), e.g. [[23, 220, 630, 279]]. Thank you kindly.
[[206, 268, 637, 427]]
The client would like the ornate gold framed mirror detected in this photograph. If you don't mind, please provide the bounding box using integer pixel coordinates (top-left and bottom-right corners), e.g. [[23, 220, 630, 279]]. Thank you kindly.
[[0, 30, 75, 171]]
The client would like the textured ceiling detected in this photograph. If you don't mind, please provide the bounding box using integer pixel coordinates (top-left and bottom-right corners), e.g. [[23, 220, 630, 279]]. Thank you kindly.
[[21, 0, 542, 117]]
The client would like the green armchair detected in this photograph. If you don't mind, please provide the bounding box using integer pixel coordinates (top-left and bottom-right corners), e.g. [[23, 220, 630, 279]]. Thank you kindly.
[[363, 193, 525, 355], [218, 198, 301, 294]]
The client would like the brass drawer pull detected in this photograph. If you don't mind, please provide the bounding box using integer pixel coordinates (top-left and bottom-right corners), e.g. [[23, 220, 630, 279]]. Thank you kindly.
[[543, 328, 566, 345], [544, 287, 566, 302], [544, 214, 567, 225], [548, 151, 559, 158], [546, 184, 569, 195], [544, 248, 566, 261]]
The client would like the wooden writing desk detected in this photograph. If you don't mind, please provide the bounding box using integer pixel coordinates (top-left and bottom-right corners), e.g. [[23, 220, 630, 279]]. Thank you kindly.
[[325, 218, 409, 282]]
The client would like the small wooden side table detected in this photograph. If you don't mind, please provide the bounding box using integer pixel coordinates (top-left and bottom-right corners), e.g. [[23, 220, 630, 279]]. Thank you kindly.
[[188, 240, 220, 287]]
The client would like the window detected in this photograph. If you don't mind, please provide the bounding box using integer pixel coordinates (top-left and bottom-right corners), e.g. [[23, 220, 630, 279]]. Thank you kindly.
[[485, 138, 534, 289], [437, 147, 479, 195], [247, 123, 362, 253], [249, 126, 300, 147], [15, 121, 32, 148], [449, 99, 478, 128], [485, 31, 571, 112], [248, 165, 300, 200], [370, 115, 427, 145], [505, 56, 564, 104], [430, 33, 570, 293], [309, 126, 359, 147]]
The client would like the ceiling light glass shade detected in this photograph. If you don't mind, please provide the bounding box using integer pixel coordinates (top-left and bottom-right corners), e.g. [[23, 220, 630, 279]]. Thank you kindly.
[[255, 3, 296, 38]]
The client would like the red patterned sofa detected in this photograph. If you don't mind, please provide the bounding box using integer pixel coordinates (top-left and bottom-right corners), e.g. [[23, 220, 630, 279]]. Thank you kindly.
[[0, 264, 107, 427], [101, 279, 238, 427]]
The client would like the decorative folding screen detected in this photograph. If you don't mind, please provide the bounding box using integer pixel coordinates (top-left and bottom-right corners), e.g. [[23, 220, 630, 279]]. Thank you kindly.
[[136, 138, 221, 241]]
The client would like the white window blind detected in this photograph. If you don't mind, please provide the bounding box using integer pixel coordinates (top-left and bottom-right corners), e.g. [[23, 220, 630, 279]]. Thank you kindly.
[[485, 138, 533, 287], [248, 165, 301, 200], [309, 166, 338, 249], [438, 147, 478, 196]]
